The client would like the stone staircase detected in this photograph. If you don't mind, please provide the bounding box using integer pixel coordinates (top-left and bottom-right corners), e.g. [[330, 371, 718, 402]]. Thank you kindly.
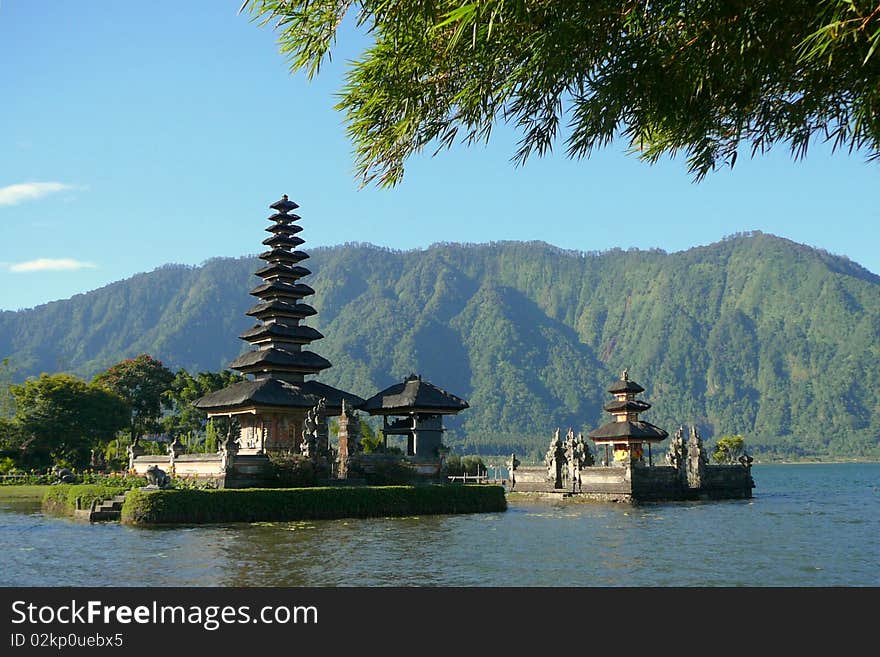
[[73, 493, 128, 522]]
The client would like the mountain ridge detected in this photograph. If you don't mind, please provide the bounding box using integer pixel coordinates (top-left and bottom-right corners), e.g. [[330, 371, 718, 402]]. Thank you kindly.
[[1, 232, 878, 460]]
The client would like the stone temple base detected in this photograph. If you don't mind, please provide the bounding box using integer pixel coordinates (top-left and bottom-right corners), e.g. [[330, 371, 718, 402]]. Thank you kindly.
[[131, 453, 274, 489], [511, 464, 754, 503]]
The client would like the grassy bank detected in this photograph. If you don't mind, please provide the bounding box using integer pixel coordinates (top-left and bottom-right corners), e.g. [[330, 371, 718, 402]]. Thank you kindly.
[[122, 485, 507, 525], [42, 484, 132, 516], [0, 485, 51, 502]]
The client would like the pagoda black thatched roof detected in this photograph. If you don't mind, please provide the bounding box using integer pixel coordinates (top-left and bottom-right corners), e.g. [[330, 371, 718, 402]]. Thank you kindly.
[[193, 378, 316, 411], [246, 300, 317, 319], [267, 212, 301, 223], [229, 348, 331, 372], [249, 281, 315, 299], [262, 234, 305, 248], [259, 248, 309, 263], [239, 323, 324, 343], [588, 420, 668, 442], [603, 399, 651, 413], [361, 374, 469, 415], [254, 263, 311, 279], [193, 377, 365, 414], [299, 380, 366, 412], [270, 195, 299, 213], [607, 371, 645, 394], [266, 222, 303, 234]]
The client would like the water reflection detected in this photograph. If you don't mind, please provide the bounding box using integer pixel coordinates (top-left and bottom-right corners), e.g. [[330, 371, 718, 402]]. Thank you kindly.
[[1, 464, 878, 586]]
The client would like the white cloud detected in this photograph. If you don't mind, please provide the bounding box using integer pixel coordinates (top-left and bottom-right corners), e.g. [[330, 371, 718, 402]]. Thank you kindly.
[[8, 258, 97, 273], [0, 182, 77, 207]]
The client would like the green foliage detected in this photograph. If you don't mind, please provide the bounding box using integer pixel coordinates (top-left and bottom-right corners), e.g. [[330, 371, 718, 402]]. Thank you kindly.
[[121, 485, 507, 524], [10, 374, 129, 469], [161, 368, 243, 440], [713, 435, 747, 464], [41, 480, 144, 515], [242, 1, 880, 187], [93, 354, 174, 441], [2, 471, 146, 487], [0, 357, 16, 418], [444, 454, 487, 476], [2, 235, 880, 461], [362, 458, 417, 485], [360, 421, 383, 453], [203, 422, 218, 454], [268, 453, 318, 487]]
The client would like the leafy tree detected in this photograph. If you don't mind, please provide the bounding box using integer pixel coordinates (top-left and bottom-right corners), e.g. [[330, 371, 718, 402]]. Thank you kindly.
[[444, 454, 487, 476], [243, 1, 880, 186], [360, 421, 383, 453], [0, 357, 16, 418], [9, 374, 129, 468], [93, 354, 174, 441], [713, 435, 746, 464], [161, 368, 243, 439]]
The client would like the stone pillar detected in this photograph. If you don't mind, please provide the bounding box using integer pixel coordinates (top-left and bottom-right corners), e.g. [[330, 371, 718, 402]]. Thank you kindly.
[[686, 425, 707, 489], [127, 439, 144, 473], [220, 429, 239, 473], [336, 400, 362, 479], [506, 453, 520, 490]]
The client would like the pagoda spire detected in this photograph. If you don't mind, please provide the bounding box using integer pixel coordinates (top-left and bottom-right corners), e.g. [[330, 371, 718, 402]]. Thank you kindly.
[[230, 195, 331, 382]]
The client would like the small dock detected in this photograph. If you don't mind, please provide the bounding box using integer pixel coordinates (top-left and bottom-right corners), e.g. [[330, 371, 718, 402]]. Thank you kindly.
[[447, 474, 506, 485]]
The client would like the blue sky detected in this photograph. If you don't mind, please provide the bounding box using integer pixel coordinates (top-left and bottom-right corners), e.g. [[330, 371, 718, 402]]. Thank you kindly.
[[2, 1, 878, 312]]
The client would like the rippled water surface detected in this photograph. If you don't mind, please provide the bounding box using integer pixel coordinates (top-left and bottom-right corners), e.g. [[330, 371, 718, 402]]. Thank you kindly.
[[1, 464, 878, 586]]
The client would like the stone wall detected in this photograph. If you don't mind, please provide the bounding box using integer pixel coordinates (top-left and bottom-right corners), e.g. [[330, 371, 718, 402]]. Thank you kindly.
[[509, 462, 753, 502], [131, 453, 274, 489], [630, 465, 681, 500], [700, 464, 754, 499]]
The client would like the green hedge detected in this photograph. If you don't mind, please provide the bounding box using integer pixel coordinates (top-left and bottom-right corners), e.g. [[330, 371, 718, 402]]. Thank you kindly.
[[122, 485, 507, 525], [42, 483, 132, 515]]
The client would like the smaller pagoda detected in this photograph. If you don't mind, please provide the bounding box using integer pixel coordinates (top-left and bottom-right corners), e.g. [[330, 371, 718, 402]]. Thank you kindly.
[[361, 374, 469, 460], [589, 369, 668, 466]]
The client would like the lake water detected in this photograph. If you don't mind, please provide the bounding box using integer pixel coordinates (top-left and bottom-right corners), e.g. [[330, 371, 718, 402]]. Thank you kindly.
[[1, 463, 878, 586]]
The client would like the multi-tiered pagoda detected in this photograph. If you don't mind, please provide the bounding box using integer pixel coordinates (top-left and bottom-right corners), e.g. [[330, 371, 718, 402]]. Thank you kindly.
[[589, 369, 668, 466], [194, 195, 364, 455]]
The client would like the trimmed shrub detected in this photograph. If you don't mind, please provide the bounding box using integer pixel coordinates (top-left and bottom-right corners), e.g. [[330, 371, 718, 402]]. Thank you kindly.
[[42, 483, 131, 515], [268, 453, 318, 487], [122, 485, 507, 525], [362, 459, 417, 485]]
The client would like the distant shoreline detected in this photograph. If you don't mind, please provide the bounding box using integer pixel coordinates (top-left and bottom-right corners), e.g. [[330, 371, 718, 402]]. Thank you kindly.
[[752, 459, 880, 465]]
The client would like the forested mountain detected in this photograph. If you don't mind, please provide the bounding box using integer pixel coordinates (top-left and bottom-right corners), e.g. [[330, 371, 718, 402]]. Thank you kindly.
[[1, 232, 878, 460]]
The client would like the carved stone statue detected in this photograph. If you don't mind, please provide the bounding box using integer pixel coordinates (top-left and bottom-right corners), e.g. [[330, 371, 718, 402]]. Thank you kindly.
[[314, 398, 330, 459], [666, 425, 685, 471], [168, 435, 185, 459], [544, 428, 567, 489], [506, 452, 520, 490], [127, 436, 145, 472], [686, 425, 708, 488], [300, 408, 317, 458], [51, 466, 75, 484], [576, 433, 594, 467], [220, 426, 240, 472], [564, 428, 581, 492], [336, 399, 363, 479], [145, 465, 171, 489], [738, 453, 754, 470]]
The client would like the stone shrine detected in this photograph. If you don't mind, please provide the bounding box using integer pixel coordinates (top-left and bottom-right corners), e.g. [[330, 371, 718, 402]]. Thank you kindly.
[[510, 370, 755, 502]]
